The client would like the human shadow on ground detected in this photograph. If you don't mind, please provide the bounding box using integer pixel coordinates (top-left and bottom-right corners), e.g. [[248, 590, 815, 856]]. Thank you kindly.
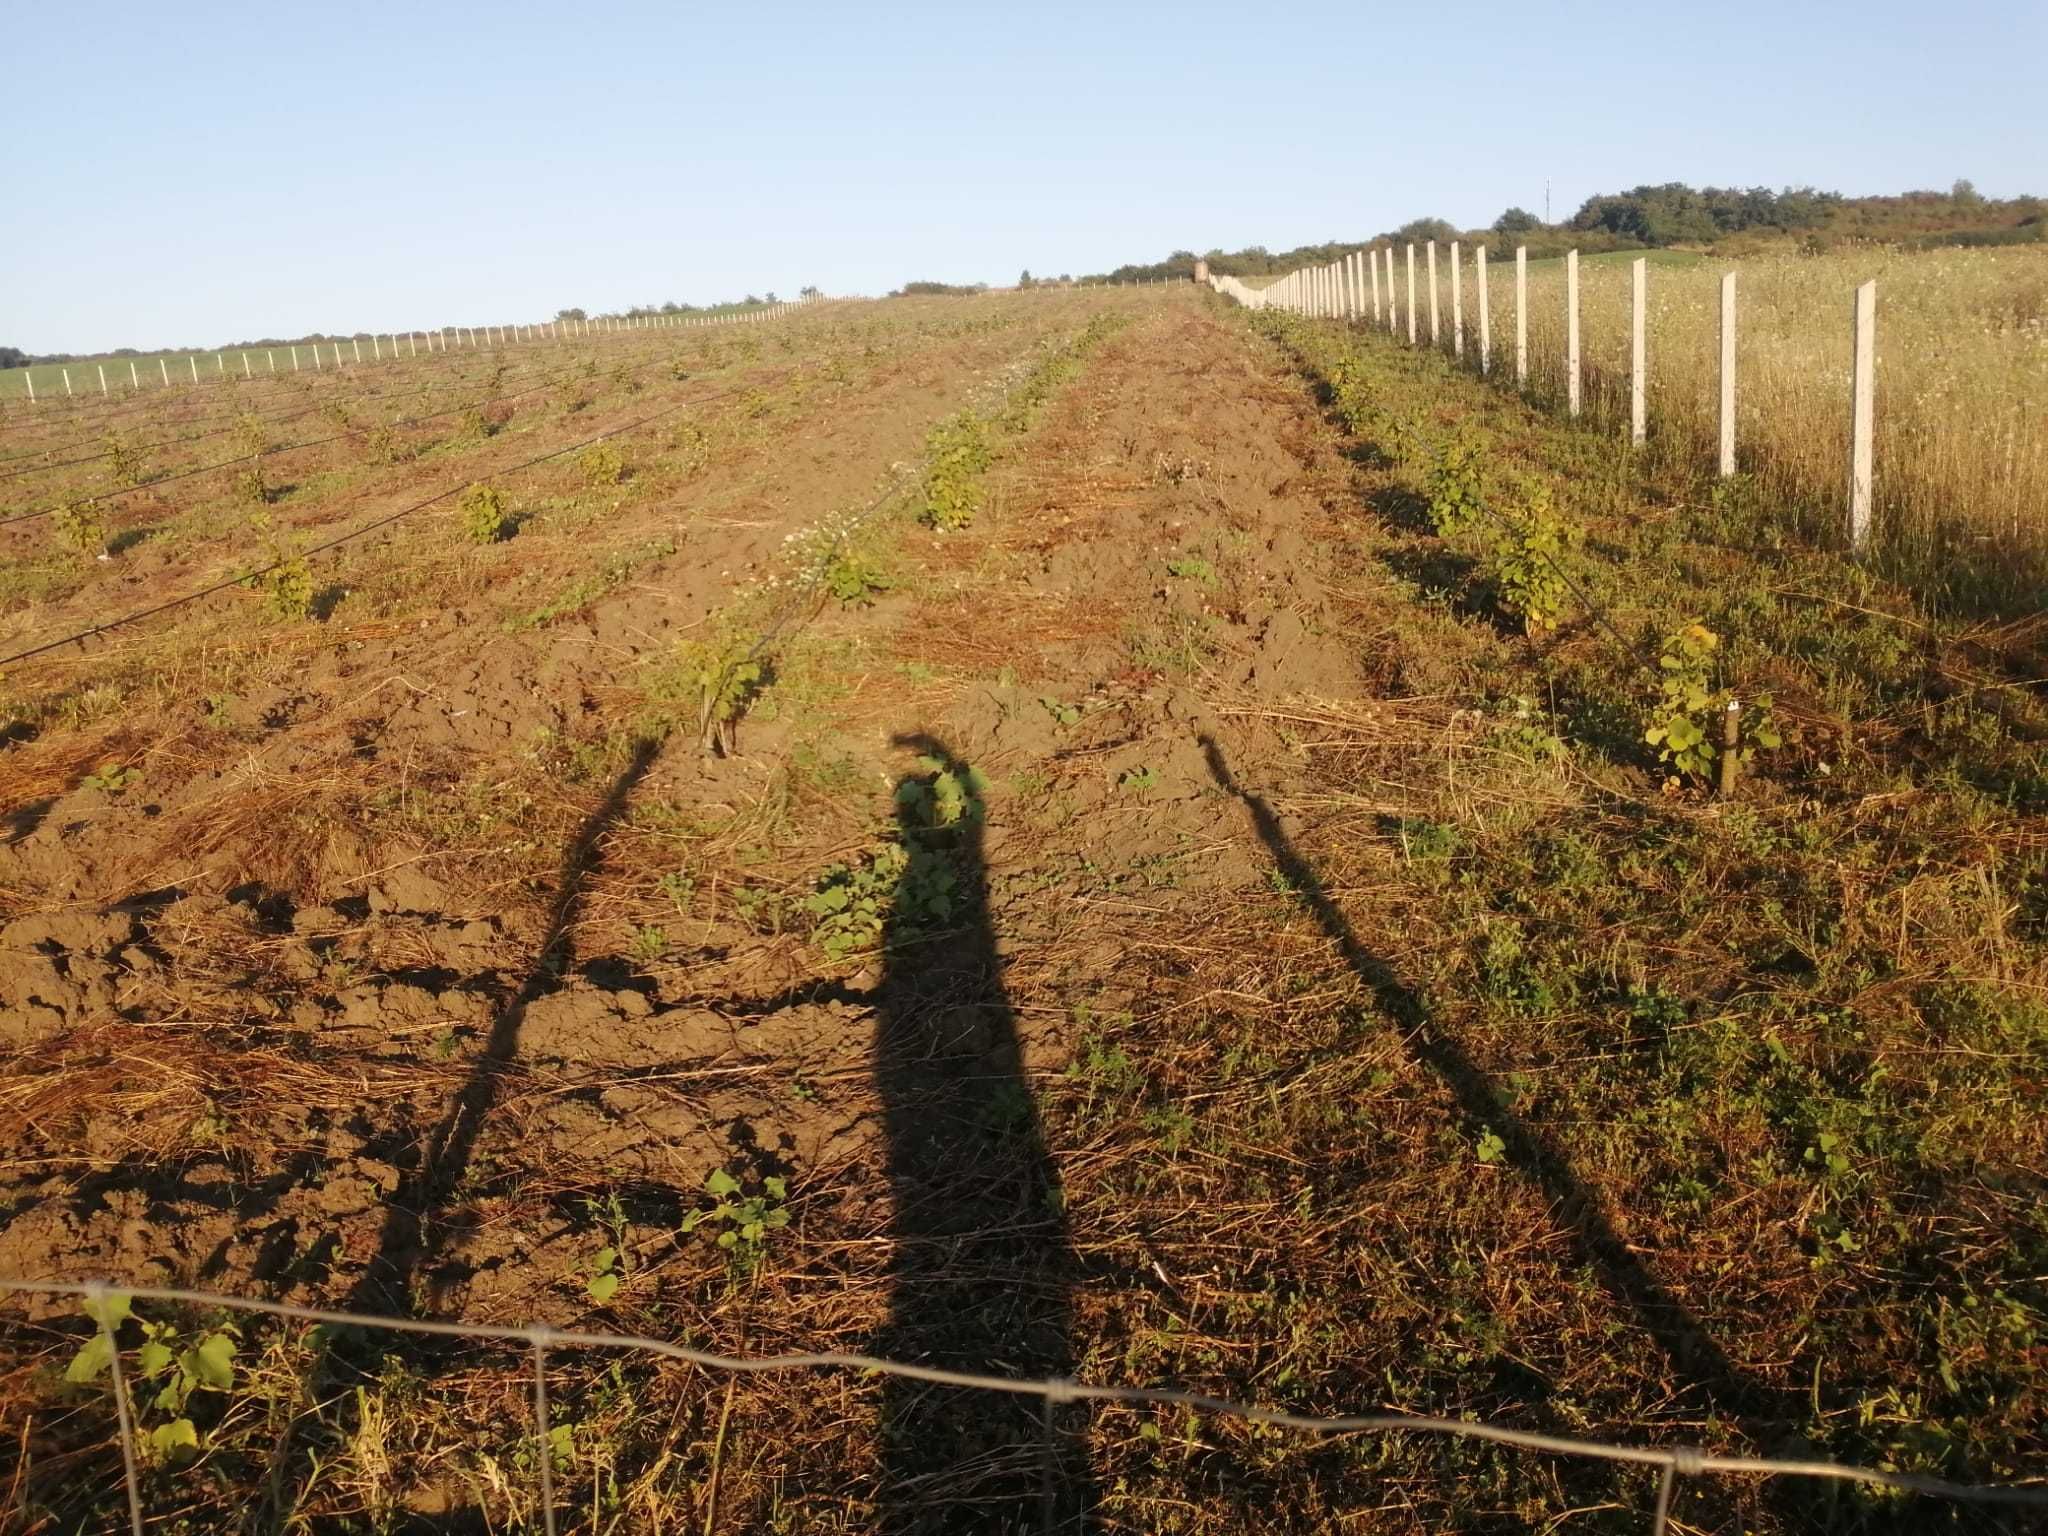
[[1195, 735, 1813, 1486], [347, 734, 661, 1313], [870, 735, 1095, 1533]]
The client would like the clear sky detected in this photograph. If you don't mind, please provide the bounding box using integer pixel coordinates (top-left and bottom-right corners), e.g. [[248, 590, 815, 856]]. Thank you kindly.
[[6, 0, 2042, 354]]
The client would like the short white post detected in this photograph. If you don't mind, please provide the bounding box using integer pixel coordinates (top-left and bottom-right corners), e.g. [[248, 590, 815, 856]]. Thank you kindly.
[[1370, 247, 1382, 323], [1566, 249, 1581, 418], [1515, 246, 1528, 386], [62, 368, 72, 396], [1629, 257, 1647, 445], [98, 365, 109, 395], [242, 353, 251, 378], [131, 361, 141, 388], [1476, 246, 1491, 375], [409, 331, 418, 356], [216, 352, 224, 373], [188, 356, 198, 383], [1427, 241, 1440, 346], [1849, 279, 1877, 555], [1386, 248, 1397, 332], [23, 371, 33, 402], [1405, 245, 1417, 344], [352, 338, 362, 362], [160, 358, 170, 385], [291, 345, 299, 370], [373, 335, 382, 360], [1718, 274, 1737, 476], [1450, 240, 1464, 359]]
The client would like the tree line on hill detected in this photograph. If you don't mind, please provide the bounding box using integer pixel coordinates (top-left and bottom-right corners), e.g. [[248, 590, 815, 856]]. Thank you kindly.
[[1086, 179, 2045, 285]]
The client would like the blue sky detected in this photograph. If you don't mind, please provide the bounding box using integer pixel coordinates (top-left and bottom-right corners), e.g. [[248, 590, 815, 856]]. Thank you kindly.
[[6, 0, 2042, 353]]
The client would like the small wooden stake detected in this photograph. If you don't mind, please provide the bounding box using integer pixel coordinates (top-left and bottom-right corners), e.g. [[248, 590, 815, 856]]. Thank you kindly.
[[1717, 699, 1741, 797]]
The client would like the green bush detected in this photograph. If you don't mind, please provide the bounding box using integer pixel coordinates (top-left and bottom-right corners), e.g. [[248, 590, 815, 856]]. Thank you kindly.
[[1644, 622, 1782, 781], [1425, 431, 1487, 538], [580, 442, 626, 488], [51, 502, 105, 562], [824, 551, 890, 606], [1486, 484, 1578, 633], [920, 412, 991, 530], [459, 484, 509, 544]]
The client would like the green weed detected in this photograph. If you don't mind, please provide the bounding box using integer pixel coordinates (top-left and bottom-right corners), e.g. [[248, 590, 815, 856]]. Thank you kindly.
[[459, 484, 510, 544]]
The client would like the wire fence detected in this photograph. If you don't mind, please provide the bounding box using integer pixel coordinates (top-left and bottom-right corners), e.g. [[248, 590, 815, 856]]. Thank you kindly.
[[5, 1277, 2043, 1536]]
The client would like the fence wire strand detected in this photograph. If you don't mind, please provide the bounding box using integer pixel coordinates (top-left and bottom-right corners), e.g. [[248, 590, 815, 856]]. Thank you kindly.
[[7, 1276, 2044, 1536]]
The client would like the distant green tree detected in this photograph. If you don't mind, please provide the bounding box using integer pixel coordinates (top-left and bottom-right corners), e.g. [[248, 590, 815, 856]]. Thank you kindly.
[[1952, 177, 1982, 206], [1018, 269, 1035, 288], [555, 307, 587, 321], [1392, 217, 1457, 243], [1493, 207, 1540, 234]]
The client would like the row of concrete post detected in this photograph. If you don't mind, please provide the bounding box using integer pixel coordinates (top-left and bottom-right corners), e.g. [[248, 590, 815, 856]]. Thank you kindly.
[[12, 297, 818, 406], [1207, 243, 1879, 554]]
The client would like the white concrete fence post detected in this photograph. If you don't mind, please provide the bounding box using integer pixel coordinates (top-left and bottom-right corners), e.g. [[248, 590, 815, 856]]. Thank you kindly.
[[1477, 246, 1490, 375], [1451, 240, 1464, 360], [131, 361, 141, 388], [1515, 246, 1528, 387], [62, 368, 72, 396], [1386, 248, 1397, 333], [1405, 245, 1417, 345], [1718, 273, 1737, 477], [160, 359, 170, 386], [22, 371, 32, 403], [188, 356, 198, 383], [1566, 249, 1582, 418], [1849, 279, 1877, 555], [1370, 247, 1382, 324], [1630, 256, 1647, 446], [98, 365, 108, 395], [1427, 240, 1440, 347]]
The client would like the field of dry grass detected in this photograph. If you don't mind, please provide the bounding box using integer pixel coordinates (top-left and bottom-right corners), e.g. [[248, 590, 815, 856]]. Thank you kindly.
[[1419, 243, 2048, 613], [1, 281, 2042, 1534]]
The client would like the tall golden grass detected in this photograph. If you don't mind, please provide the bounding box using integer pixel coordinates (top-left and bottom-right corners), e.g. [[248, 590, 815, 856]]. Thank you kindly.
[[1471, 245, 2048, 612]]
